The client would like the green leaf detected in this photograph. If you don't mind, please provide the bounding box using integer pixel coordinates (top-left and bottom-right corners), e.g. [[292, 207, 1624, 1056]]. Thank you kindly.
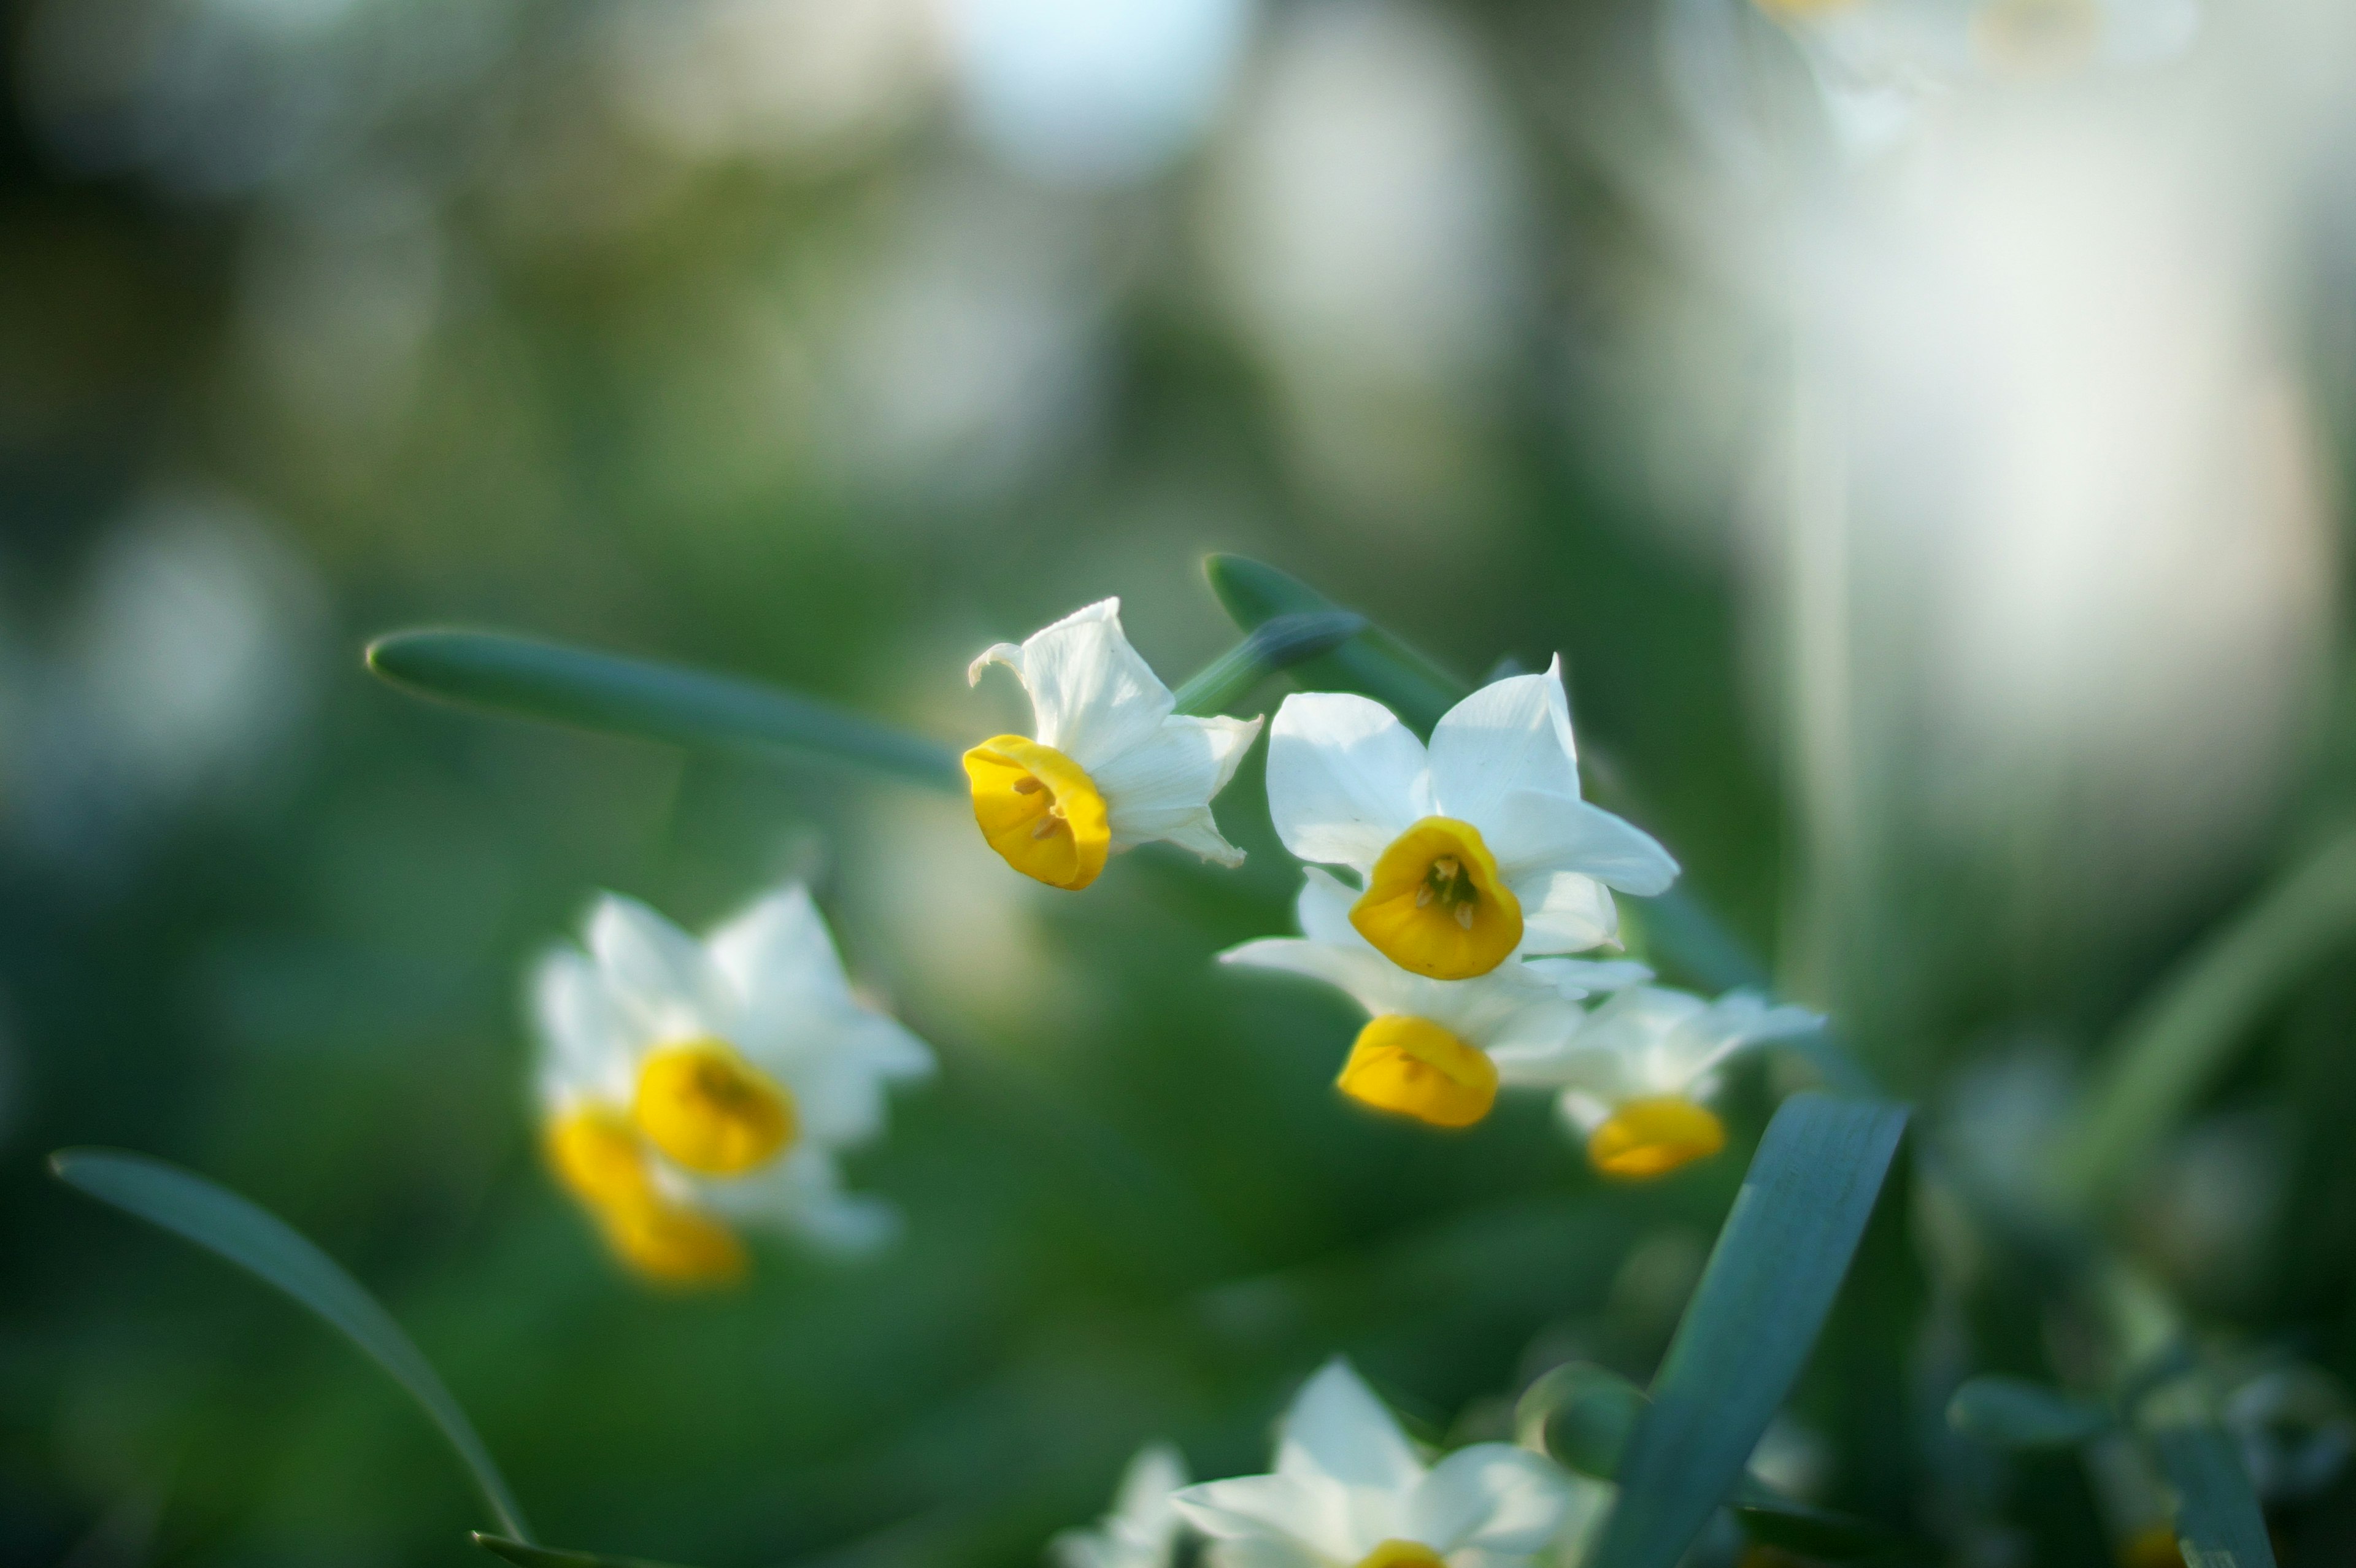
[[1947, 1376, 2114, 1451], [1515, 1362, 1649, 1480], [1589, 1093, 1909, 1568], [1727, 1491, 1911, 1562], [367, 629, 963, 791], [2146, 1424, 2277, 1568], [51, 1148, 532, 1542], [2054, 824, 2356, 1213], [472, 1534, 704, 1568], [1170, 610, 1367, 717], [1202, 555, 1467, 732]]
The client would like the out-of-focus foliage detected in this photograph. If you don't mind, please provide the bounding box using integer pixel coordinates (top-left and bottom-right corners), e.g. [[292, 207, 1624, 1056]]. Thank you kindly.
[[3, 0, 2355, 1564]]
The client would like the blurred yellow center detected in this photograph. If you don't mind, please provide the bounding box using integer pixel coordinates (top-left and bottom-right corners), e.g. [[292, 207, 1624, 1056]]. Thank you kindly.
[[1351, 817, 1523, 979], [601, 1199, 747, 1286], [1587, 1097, 1727, 1180], [634, 1039, 796, 1177], [964, 734, 1112, 890], [1358, 1543, 1447, 1568], [547, 1106, 657, 1210], [1338, 1015, 1499, 1129], [1970, 0, 2100, 76]]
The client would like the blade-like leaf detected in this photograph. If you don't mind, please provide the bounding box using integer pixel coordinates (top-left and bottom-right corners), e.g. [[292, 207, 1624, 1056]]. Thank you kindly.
[[1947, 1376, 2114, 1452], [367, 630, 962, 791], [52, 1148, 531, 1542], [473, 1534, 705, 1568], [1170, 610, 1367, 717], [1203, 555, 1467, 732], [1517, 1362, 1649, 1480], [2146, 1424, 2276, 1568], [1589, 1093, 1909, 1568], [1727, 1491, 1909, 1562], [2054, 824, 2356, 1213]]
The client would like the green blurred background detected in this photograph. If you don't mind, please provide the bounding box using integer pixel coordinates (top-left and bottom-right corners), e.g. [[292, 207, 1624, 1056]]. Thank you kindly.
[[3, 0, 2354, 1563]]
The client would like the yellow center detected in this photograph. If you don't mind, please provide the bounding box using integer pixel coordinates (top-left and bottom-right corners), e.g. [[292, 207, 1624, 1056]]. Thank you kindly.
[[1970, 0, 2101, 76], [601, 1199, 747, 1286], [1587, 1097, 1727, 1180], [1357, 1543, 1447, 1568], [1350, 817, 1523, 979], [963, 734, 1114, 890], [633, 1039, 797, 1177], [544, 1107, 745, 1287], [1337, 1015, 1499, 1129]]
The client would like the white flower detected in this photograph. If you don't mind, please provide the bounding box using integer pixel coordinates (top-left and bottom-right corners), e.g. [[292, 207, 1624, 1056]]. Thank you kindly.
[[966, 598, 1265, 890], [1512, 986, 1822, 1180], [1053, 1443, 1192, 1568], [1172, 1359, 1580, 1568], [1222, 869, 1649, 1129], [532, 884, 934, 1282], [1265, 659, 1677, 981]]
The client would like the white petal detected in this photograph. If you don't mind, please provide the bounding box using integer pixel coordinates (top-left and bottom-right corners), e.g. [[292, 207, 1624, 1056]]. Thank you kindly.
[[1220, 939, 1404, 1018], [1515, 873, 1621, 955], [1425, 657, 1584, 828], [1266, 694, 1429, 870], [1487, 791, 1679, 894], [586, 893, 725, 1037], [773, 1011, 933, 1147], [1113, 1442, 1190, 1532], [973, 599, 1176, 769], [529, 948, 633, 1105], [1277, 1360, 1425, 1492], [707, 883, 852, 1014], [1520, 957, 1655, 998], [1174, 1475, 1345, 1551], [1203, 1540, 1324, 1568], [1406, 1444, 1575, 1555], [1099, 714, 1263, 863], [708, 1147, 900, 1256], [1294, 867, 1364, 947]]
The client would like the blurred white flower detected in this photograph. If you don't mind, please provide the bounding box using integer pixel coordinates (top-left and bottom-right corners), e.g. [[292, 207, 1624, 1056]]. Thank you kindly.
[[1172, 1359, 1580, 1568], [1223, 869, 1648, 1129], [1053, 1442, 1192, 1568], [965, 599, 1262, 889], [1512, 987, 1821, 1180], [532, 885, 934, 1283], [940, 0, 1253, 185], [2223, 1364, 2354, 1504], [1265, 662, 1677, 981]]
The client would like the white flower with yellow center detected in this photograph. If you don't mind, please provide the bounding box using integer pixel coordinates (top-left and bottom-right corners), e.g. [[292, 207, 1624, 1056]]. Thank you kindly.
[[531, 885, 934, 1284], [1053, 1443, 1191, 1568], [1223, 869, 1650, 1130], [965, 599, 1264, 890], [1266, 661, 1677, 982], [1521, 986, 1823, 1182], [1172, 1359, 1580, 1568]]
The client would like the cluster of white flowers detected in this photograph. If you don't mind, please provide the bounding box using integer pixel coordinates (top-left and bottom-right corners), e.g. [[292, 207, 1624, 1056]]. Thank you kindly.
[[967, 599, 1823, 1179]]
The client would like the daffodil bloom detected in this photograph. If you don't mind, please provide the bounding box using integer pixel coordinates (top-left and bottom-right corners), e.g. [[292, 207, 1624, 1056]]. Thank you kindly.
[[1053, 1443, 1191, 1568], [1517, 986, 1822, 1181], [1172, 1359, 1582, 1568], [1223, 869, 1649, 1129], [532, 885, 933, 1283], [966, 599, 1264, 889], [1265, 661, 1676, 982]]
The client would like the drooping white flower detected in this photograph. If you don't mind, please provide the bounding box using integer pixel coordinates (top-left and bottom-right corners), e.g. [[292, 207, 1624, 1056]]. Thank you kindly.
[[966, 598, 1264, 890], [1172, 1359, 1580, 1568], [1053, 1442, 1193, 1568], [1222, 868, 1649, 1129], [531, 884, 934, 1283], [1511, 986, 1822, 1181], [1265, 660, 1677, 982]]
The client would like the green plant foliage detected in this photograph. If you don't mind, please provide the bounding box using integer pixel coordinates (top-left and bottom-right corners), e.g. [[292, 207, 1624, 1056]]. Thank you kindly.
[[1947, 1376, 2115, 1452], [472, 1534, 704, 1568]]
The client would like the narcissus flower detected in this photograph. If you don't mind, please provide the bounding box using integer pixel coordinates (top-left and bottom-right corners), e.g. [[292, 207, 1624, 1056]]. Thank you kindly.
[[1172, 1358, 1580, 1568], [1265, 661, 1676, 981], [531, 885, 933, 1283], [1520, 986, 1822, 1181], [966, 599, 1263, 890], [1223, 869, 1649, 1129], [1053, 1443, 1192, 1568]]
